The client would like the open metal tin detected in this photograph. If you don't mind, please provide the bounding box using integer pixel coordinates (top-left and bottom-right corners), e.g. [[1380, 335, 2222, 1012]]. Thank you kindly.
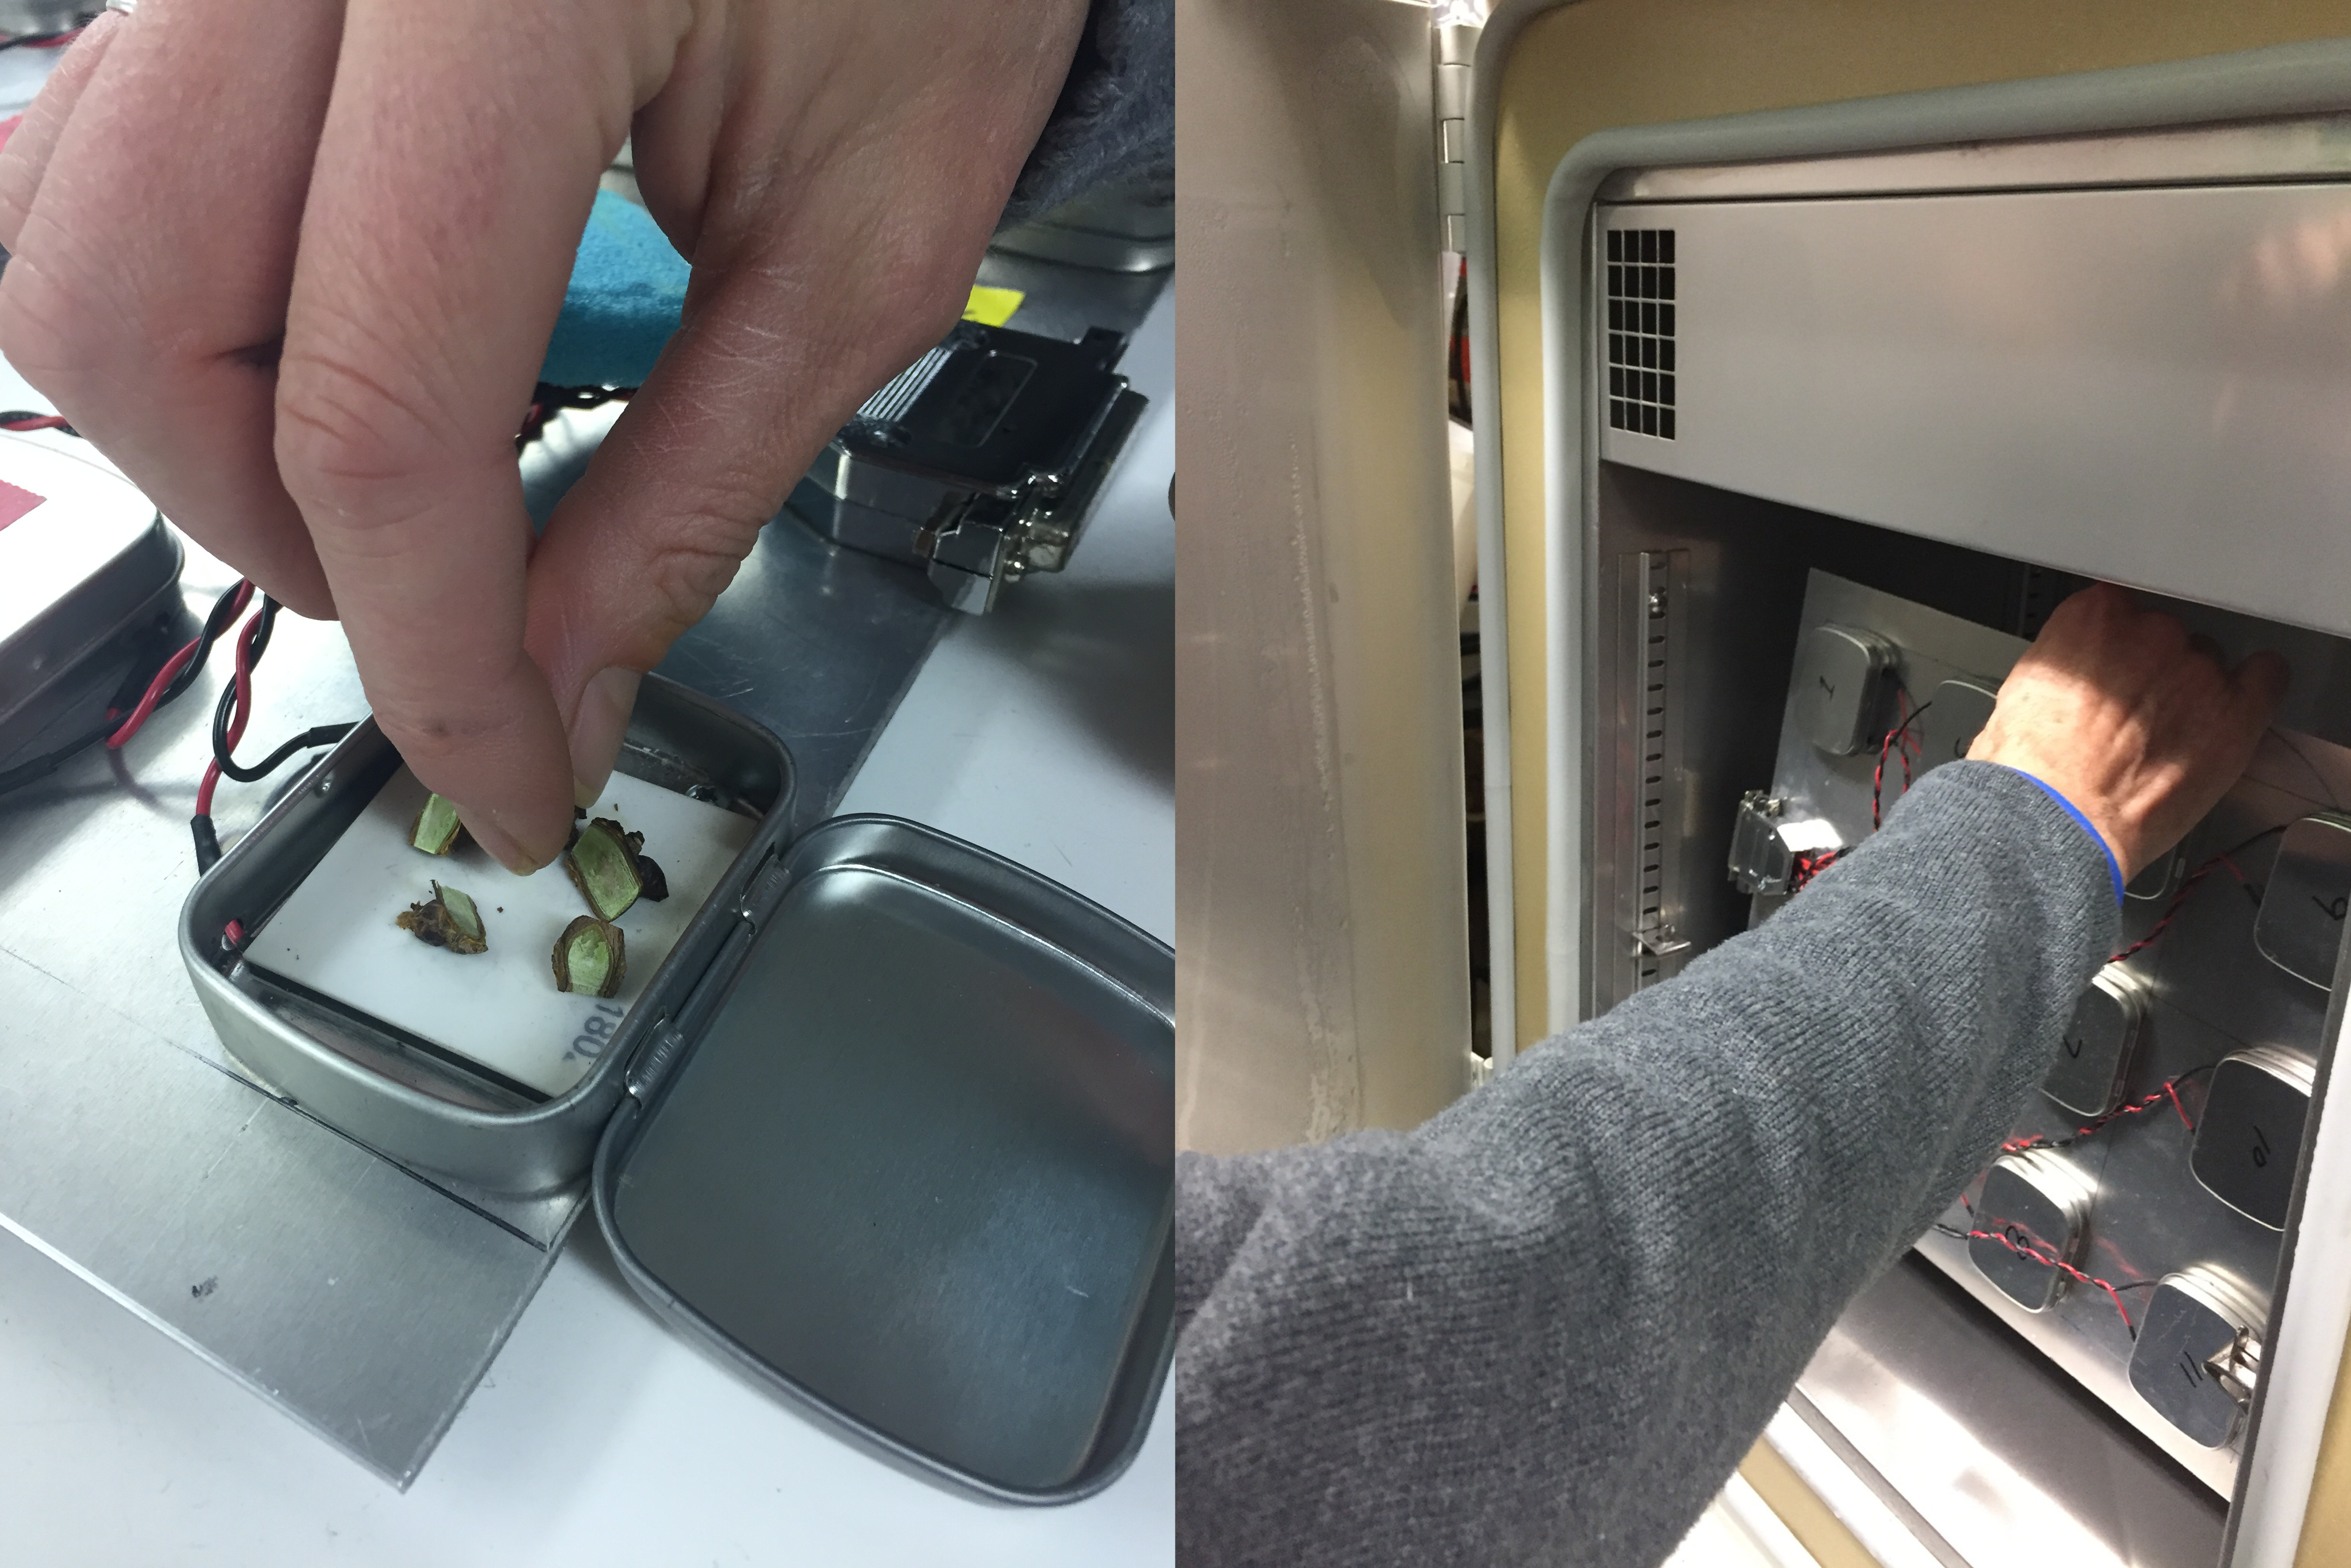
[[180, 674, 1174, 1500]]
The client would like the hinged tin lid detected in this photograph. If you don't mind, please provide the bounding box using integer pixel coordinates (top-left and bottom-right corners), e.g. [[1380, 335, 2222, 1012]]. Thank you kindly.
[[590, 815, 1174, 1504]]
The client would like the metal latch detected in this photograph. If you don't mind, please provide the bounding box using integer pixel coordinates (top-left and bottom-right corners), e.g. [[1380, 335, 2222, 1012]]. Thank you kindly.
[[2210, 1328, 2263, 1403], [1728, 791, 1843, 897], [785, 322, 1148, 614]]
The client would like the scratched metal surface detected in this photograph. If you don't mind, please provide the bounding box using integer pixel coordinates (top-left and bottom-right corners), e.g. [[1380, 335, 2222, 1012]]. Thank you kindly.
[[0, 495, 950, 1486], [0, 257, 1164, 1489], [0, 518, 947, 1492]]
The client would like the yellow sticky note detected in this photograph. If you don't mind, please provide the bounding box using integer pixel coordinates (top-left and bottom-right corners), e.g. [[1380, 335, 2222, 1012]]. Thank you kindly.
[[963, 286, 1025, 328]]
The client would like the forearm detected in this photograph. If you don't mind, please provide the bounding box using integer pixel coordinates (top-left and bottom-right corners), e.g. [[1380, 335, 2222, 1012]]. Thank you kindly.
[[1174, 762, 2118, 1568]]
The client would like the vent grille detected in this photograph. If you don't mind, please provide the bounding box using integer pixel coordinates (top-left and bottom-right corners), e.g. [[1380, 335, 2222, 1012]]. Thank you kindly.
[[1606, 228, 1675, 440]]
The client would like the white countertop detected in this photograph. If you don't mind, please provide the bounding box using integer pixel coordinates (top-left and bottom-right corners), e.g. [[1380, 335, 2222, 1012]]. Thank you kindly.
[[0, 293, 1175, 1567]]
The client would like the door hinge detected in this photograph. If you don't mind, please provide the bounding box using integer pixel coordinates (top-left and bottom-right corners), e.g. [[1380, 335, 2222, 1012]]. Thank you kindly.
[[1434, 22, 1478, 253]]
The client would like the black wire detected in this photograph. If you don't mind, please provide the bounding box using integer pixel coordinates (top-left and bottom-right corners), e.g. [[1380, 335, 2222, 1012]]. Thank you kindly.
[[0, 578, 250, 801], [207, 595, 274, 773], [207, 596, 354, 784], [158, 578, 253, 710], [2214, 822, 2290, 863], [215, 724, 358, 785]]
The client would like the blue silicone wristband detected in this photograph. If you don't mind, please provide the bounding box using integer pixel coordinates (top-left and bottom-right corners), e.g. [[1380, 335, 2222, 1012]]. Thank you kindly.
[[2000, 767, 2125, 905]]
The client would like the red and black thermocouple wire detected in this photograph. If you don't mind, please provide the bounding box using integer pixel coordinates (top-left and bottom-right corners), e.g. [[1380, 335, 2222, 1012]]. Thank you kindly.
[[190, 591, 354, 871]]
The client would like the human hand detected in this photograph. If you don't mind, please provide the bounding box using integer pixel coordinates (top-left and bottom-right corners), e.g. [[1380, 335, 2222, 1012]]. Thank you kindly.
[[1968, 583, 2288, 880], [0, 0, 1087, 870]]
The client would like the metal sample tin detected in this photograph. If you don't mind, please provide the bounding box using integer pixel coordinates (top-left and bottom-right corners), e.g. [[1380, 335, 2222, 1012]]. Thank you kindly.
[[0, 433, 182, 767], [182, 676, 793, 1195], [594, 816, 1173, 1502], [2254, 814, 2351, 989], [1791, 622, 1896, 756], [2192, 1046, 2317, 1230], [2042, 965, 2150, 1118], [181, 684, 1173, 1500], [1969, 1149, 2097, 1312], [1917, 675, 1999, 770], [2127, 1267, 2265, 1448]]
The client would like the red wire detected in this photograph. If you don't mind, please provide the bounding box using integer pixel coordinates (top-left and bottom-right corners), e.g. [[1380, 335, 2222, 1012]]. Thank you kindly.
[[193, 606, 265, 817], [0, 414, 70, 431], [103, 641, 198, 746], [1871, 691, 1923, 831], [107, 579, 253, 748], [1963, 1225, 2137, 1334], [2000, 1067, 2209, 1156], [23, 26, 82, 48], [1788, 847, 1844, 893]]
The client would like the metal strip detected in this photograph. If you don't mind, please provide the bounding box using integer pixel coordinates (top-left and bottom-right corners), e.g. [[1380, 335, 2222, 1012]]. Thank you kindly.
[[1610, 548, 1688, 998], [1762, 1402, 1953, 1568]]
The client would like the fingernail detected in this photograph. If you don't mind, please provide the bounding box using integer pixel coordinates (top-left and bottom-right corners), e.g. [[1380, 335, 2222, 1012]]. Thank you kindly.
[[569, 667, 642, 808], [462, 804, 568, 876], [459, 810, 542, 875]]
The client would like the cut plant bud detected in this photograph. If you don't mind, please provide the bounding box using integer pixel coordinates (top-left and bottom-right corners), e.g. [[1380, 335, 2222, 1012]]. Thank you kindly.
[[565, 819, 642, 920], [552, 915, 625, 998], [409, 793, 463, 855], [395, 880, 488, 955], [621, 827, 671, 902]]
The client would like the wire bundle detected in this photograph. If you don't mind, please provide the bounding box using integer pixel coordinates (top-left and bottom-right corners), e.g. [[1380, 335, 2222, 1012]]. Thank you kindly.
[[1999, 1064, 2216, 1158], [190, 593, 354, 871], [0, 576, 252, 797], [1782, 696, 1933, 896], [1938, 1212, 2146, 1336]]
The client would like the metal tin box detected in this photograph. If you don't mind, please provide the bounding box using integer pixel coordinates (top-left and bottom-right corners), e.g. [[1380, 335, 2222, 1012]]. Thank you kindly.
[[180, 675, 1174, 1499], [0, 432, 182, 766], [181, 674, 794, 1196]]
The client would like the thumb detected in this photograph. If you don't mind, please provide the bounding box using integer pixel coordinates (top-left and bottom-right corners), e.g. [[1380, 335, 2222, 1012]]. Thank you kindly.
[[524, 250, 972, 797], [2232, 647, 2291, 717]]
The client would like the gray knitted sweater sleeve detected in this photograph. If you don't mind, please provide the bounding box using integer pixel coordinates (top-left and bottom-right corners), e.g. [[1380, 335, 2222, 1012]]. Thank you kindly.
[[1173, 761, 2120, 1568], [1002, 0, 1173, 225]]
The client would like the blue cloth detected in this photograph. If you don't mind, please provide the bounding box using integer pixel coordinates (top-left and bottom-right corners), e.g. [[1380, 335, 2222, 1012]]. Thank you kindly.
[[539, 191, 688, 389], [537, 0, 1172, 387]]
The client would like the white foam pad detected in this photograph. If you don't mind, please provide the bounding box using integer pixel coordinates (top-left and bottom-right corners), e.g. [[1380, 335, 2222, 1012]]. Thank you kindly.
[[246, 765, 756, 1098]]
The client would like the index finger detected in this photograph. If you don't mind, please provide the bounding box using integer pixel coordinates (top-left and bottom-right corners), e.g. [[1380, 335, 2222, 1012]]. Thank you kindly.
[[274, 0, 669, 870]]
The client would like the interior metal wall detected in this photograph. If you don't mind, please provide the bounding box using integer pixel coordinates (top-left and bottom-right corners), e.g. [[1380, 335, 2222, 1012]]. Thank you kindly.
[[1478, 0, 2351, 1054], [1175, 0, 1472, 1153]]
